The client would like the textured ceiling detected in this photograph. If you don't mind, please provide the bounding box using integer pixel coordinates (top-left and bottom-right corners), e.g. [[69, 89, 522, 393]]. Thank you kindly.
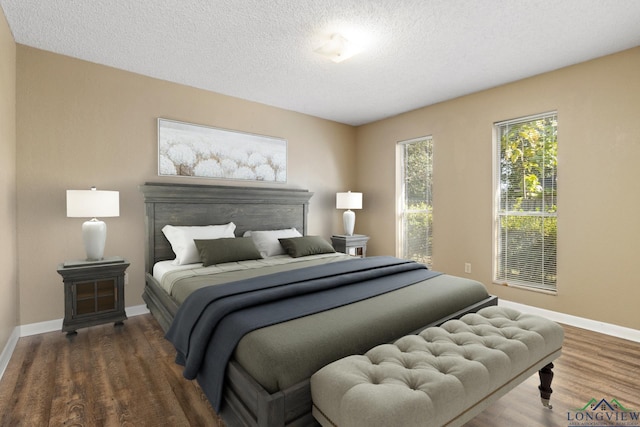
[[2, 0, 640, 125]]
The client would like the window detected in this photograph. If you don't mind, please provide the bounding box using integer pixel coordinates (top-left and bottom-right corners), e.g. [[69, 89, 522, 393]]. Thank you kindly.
[[495, 112, 558, 291], [398, 137, 433, 267]]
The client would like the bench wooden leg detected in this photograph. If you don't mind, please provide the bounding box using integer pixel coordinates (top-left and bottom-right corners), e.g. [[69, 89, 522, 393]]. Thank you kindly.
[[538, 362, 554, 409]]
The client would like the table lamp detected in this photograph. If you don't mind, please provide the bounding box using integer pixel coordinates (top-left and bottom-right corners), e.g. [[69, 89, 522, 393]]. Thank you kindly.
[[66, 187, 119, 261], [336, 191, 362, 236]]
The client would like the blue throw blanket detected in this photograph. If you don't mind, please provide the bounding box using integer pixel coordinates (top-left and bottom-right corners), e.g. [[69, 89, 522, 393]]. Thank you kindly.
[[166, 256, 441, 411]]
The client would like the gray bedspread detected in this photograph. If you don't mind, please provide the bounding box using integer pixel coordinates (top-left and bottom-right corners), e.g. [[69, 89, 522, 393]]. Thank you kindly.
[[166, 256, 440, 411]]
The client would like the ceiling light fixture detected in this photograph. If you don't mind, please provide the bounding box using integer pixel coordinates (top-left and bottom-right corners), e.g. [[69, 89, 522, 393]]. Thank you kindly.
[[314, 33, 360, 63]]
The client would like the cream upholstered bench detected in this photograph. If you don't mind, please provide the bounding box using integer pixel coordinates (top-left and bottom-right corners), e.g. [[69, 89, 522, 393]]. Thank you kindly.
[[310, 306, 564, 427]]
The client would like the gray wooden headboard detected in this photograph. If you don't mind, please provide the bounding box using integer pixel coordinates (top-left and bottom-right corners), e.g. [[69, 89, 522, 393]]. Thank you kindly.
[[139, 182, 314, 273]]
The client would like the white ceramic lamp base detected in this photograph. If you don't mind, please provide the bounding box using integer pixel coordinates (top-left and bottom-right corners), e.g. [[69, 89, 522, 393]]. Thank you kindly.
[[343, 210, 356, 236], [82, 218, 107, 261]]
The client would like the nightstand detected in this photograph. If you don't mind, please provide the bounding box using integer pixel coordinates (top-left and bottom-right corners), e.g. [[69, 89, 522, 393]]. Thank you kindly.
[[57, 257, 129, 335], [331, 234, 370, 258]]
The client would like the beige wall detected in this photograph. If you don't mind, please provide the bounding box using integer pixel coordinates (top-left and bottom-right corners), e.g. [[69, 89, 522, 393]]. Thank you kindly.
[[0, 8, 18, 350], [356, 47, 640, 330], [16, 46, 356, 325]]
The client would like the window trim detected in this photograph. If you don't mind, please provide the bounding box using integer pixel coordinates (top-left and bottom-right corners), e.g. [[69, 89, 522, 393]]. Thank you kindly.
[[396, 135, 433, 267], [492, 111, 558, 293]]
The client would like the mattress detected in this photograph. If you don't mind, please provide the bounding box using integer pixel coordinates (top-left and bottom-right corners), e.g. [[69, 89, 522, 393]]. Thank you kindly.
[[157, 252, 351, 301], [152, 260, 198, 282]]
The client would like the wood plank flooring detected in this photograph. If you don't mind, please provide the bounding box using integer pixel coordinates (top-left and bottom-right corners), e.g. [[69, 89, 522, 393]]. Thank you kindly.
[[0, 313, 638, 427], [0, 314, 222, 426]]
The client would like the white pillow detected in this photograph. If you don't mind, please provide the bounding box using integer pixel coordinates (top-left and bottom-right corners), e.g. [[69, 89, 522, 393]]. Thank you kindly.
[[162, 223, 236, 265], [249, 228, 302, 258]]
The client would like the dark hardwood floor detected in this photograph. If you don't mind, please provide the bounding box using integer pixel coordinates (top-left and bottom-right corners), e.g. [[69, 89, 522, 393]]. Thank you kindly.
[[0, 314, 638, 426], [0, 314, 222, 427]]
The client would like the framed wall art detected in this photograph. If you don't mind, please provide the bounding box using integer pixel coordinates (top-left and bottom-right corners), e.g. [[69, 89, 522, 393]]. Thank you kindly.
[[158, 118, 287, 183]]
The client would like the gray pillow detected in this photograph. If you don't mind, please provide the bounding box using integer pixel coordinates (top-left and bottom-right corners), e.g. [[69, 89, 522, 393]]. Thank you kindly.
[[194, 237, 262, 266], [278, 236, 336, 258]]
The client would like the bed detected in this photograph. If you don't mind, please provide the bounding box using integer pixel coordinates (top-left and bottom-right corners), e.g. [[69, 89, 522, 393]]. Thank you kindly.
[[139, 182, 498, 427]]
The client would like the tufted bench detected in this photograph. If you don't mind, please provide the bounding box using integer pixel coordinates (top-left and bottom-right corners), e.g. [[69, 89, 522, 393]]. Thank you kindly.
[[310, 306, 564, 427]]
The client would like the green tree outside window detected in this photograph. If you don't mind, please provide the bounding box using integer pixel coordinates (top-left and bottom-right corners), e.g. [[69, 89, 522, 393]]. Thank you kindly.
[[496, 114, 558, 290]]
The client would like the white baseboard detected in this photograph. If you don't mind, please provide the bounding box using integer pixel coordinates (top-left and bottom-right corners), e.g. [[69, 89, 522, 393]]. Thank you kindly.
[[17, 304, 150, 337], [19, 318, 62, 337], [125, 304, 151, 318], [0, 304, 150, 383], [499, 300, 640, 343], [0, 326, 20, 381]]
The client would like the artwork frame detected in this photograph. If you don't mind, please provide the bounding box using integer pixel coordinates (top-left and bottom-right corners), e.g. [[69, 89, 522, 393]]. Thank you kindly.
[[158, 118, 287, 183]]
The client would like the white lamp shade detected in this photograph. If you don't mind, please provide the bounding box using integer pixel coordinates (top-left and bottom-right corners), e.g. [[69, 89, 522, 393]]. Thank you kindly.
[[66, 188, 119, 261], [336, 191, 362, 210], [67, 189, 119, 218]]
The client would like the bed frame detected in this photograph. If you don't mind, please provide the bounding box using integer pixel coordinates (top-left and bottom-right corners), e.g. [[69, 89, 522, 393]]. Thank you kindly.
[[139, 182, 498, 427]]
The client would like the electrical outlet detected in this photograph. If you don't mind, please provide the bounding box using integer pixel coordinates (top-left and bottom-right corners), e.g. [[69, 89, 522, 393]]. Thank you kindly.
[[464, 263, 472, 274]]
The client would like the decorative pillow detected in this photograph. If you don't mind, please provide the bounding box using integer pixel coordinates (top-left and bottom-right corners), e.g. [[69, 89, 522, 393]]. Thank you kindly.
[[162, 223, 236, 265], [194, 237, 262, 267], [278, 236, 336, 258], [249, 228, 302, 257]]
